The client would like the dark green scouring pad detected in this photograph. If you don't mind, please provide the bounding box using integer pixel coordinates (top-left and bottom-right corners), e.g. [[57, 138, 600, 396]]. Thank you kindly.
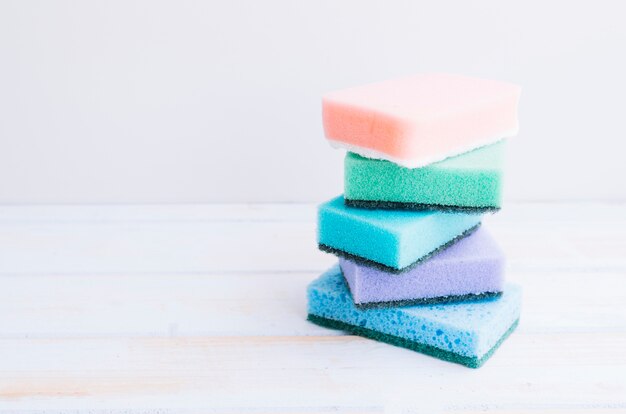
[[308, 314, 519, 368], [344, 199, 500, 214], [351, 291, 503, 310]]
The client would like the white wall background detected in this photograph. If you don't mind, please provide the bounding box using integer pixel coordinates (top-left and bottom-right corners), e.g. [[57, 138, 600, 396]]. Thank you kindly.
[[1, 0, 624, 204]]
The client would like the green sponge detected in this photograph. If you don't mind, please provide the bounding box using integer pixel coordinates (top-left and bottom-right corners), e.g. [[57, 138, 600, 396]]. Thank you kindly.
[[344, 141, 506, 212]]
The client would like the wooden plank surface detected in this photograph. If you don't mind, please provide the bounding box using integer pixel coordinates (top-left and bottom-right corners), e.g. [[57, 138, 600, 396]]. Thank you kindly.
[[0, 203, 624, 412]]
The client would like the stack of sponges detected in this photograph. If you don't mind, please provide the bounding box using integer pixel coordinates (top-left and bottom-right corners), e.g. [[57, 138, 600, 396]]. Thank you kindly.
[[307, 74, 522, 368]]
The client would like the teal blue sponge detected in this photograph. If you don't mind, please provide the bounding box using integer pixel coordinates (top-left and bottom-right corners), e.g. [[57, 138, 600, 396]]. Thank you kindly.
[[318, 196, 482, 272], [344, 141, 505, 212], [307, 266, 521, 368]]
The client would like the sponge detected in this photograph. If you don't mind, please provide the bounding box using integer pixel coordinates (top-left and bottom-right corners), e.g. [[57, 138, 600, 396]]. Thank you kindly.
[[344, 141, 505, 213], [323, 74, 521, 168], [307, 266, 521, 368], [318, 196, 482, 273], [341, 227, 505, 309]]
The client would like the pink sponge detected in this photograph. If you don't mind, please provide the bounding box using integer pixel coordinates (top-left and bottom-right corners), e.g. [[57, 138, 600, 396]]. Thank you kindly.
[[323, 74, 521, 168]]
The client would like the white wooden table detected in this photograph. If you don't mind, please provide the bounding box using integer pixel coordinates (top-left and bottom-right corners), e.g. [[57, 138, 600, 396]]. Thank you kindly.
[[0, 203, 624, 412]]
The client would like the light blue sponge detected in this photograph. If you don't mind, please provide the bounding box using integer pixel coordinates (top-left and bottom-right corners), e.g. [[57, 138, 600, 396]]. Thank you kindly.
[[318, 196, 482, 272], [307, 265, 521, 368]]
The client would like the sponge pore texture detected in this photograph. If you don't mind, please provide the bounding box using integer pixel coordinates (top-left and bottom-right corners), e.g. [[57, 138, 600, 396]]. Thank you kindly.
[[307, 266, 521, 368]]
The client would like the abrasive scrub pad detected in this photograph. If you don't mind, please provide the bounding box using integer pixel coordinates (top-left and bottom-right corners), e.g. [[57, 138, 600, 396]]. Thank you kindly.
[[340, 227, 505, 309], [323, 74, 520, 168], [307, 266, 521, 368], [344, 141, 506, 213], [318, 196, 482, 273]]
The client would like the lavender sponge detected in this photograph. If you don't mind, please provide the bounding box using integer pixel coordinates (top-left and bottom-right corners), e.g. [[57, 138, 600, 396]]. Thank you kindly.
[[341, 227, 505, 309], [307, 266, 521, 368]]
